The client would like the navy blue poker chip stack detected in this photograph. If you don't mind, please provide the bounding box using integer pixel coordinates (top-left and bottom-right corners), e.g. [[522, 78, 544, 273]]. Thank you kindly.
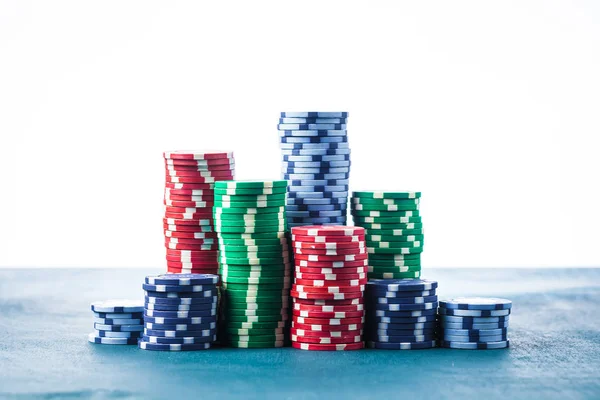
[[438, 297, 511, 349], [365, 279, 438, 350], [89, 300, 144, 345], [139, 273, 219, 351], [278, 112, 350, 228]]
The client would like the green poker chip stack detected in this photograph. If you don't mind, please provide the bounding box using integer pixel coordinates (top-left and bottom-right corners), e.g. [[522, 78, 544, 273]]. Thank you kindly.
[[350, 191, 424, 279], [214, 180, 291, 348]]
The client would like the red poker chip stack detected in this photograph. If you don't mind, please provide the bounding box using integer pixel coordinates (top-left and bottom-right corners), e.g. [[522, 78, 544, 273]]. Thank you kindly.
[[163, 151, 235, 275], [290, 225, 367, 351]]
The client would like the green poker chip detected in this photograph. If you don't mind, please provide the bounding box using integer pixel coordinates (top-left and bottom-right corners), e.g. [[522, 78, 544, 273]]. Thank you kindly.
[[224, 314, 288, 323], [352, 191, 421, 199], [225, 321, 287, 329], [218, 231, 288, 240], [219, 263, 289, 273], [351, 197, 420, 206], [215, 225, 286, 234], [214, 206, 285, 215], [367, 246, 424, 255], [222, 276, 291, 285], [353, 216, 422, 225], [225, 327, 285, 336], [214, 212, 284, 221], [368, 271, 421, 279], [214, 199, 286, 208], [218, 256, 290, 266], [351, 210, 420, 218], [351, 203, 419, 212], [366, 240, 423, 249], [215, 193, 286, 202], [224, 309, 288, 318], [214, 186, 288, 196], [366, 234, 424, 243], [218, 237, 290, 247], [219, 249, 288, 259], [368, 264, 421, 273], [368, 259, 421, 268], [222, 282, 291, 290], [225, 301, 288, 311], [214, 180, 287, 190], [218, 243, 288, 253], [221, 269, 290, 279], [215, 218, 285, 227], [223, 287, 289, 296], [364, 228, 424, 236], [225, 340, 285, 348]]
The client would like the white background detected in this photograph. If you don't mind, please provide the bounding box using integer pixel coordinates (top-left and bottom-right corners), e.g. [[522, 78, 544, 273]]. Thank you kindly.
[[1, 0, 599, 268]]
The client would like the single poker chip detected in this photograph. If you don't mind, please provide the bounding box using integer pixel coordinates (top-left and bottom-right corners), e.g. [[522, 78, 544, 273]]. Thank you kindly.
[[292, 284, 364, 294], [163, 150, 234, 160], [215, 193, 286, 202], [366, 247, 424, 255], [88, 333, 139, 345], [166, 163, 234, 172], [163, 217, 214, 226], [215, 180, 287, 190], [224, 314, 289, 323], [224, 328, 286, 336], [225, 320, 287, 330], [290, 290, 363, 301], [438, 308, 511, 317], [368, 324, 436, 333], [440, 340, 510, 350], [292, 334, 362, 345], [374, 308, 437, 317], [440, 328, 508, 337], [144, 304, 218, 313], [292, 309, 364, 319], [215, 206, 287, 215], [94, 323, 143, 332], [138, 341, 212, 351], [144, 321, 217, 331], [144, 308, 218, 318], [293, 297, 362, 306], [225, 300, 289, 310], [351, 210, 419, 219], [368, 258, 421, 267], [288, 192, 349, 201], [164, 188, 214, 196], [282, 161, 351, 169], [164, 194, 216, 203], [142, 284, 214, 293], [297, 259, 368, 269], [225, 340, 285, 348], [366, 240, 423, 249], [442, 334, 508, 343], [165, 158, 233, 167], [92, 317, 143, 325], [295, 272, 366, 281], [221, 276, 291, 285], [291, 341, 364, 351], [280, 112, 349, 118], [144, 296, 217, 305], [293, 253, 368, 263], [368, 272, 421, 280], [219, 248, 288, 258], [215, 214, 285, 224], [366, 279, 437, 292], [214, 187, 287, 196], [440, 321, 510, 330], [294, 248, 364, 257], [217, 231, 289, 241], [283, 173, 349, 181], [165, 248, 219, 257], [369, 334, 436, 343], [366, 340, 437, 350], [164, 199, 215, 208], [94, 330, 142, 338], [352, 191, 421, 199], [215, 225, 287, 234], [167, 267, 219, 275], [164, 182, 215, 190], [145, 274, 219, 286], [218, 257, 291, 267], [92, 312, 143, 319], [367, 301, 438, 311], [278, 123, 347, 131], [291, 226, 364, 237], [439, 316, 510, 324], [144, 315, 218, 325], [281, 148, 351, 156], [369, 315, 437, 324], [367, 264, 421, 273], [143, 328, 216, 338], [290, 327, 362, 338], [294, 278, 366, 288], [283, 165, 350, 174], [287, 185, 349, 193], [293, 302, 363, 312], [166, 169, 233, 178], [293, 315, 363, 325], [165, 262, 219, 270], [282, 153, 350, 162], [218, 243, 287, 253], [439, 297, 512, 311], [142, 335, 215, 344], [369, 295, 437, 305], [287, 217, 347, 224], [366, 234, 425, 243], [279, 116, 348, 124], [166, 176, 233, 184], [294, 241, 364, 250], [365, 289, 435, 298], [218, 238, 289, 248], [351, 197, 420, 206], [90, 300, 144, 313], [164, 231, 216, 239]]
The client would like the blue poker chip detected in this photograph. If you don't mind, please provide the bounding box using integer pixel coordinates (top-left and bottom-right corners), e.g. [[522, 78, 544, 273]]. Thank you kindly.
[[439, 297, 512, 311], [277, 123, 347, 131], [90, 299, 144, 313], [288, 217, 347, 224], [288, 185, 349, 193], [365, 289, 436, 298], [282, 154, 350, 162], [144, 321, 217, 331], [281, 148, 351, 156], [443, 334, 508, 343], [288, 222, 345, 228], [368, 315, 437, 324], [144, 296, 217, 305], [283, 173, 349, 180], [441, 328, 508, 336], [144, 315, 218, 325], [280, 112, 349, 118], [286, 205, 346, 213], [288, 179, 349, 186], [287, 197, 347, 206], [144, 303, 218, 313], [94, 323, 143, 332], [145, 273, 219, 286], [367, 340, 437, 350], [440, 340, 509, 350], [368, 323, 437, 332], [279, 118, 348, 124], [440, 321, 510, 330], [144, 308, 218, 318], [144, 328, 216, 338], [279, 135, 348, 144], [282, 160, 351, 168], [368, 295, 438, 305], [438, 308, 510, 317], [369, 302, 438, 311], [368, 328, 436, 337], [95, 330, 142, 338], [93, 317, 143, 325], [142, 335, 216, 344], [287, 191, 349, 199], [280, 130, 348, 138], [286, 210, 345, 218], [369, 334, 436, 343], [144, 290, 216, 298], [374, 309, 437, 318], [138, 341, 212, 351], [279, 142, 350, 150], [367, 279, 438, 292], [283, 166, 350, 174], [92, 312, 143, 319], [439, 315, 509, 324], [142, 283, 215, 293], [88, 333, 139, 345]]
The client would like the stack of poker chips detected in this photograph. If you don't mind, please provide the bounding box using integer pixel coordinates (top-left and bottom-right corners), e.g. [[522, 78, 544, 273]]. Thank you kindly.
[[278, 112, 350, 228], [365, 279, 438, 350], [290, 226, 367, 351], [350, 191, 423, 279], [438, 297, 511, 350], [214, 180, 291, 348], [89, 300, 144, 345], [163, 151, 235, 275], [139, 274, 218, 351]]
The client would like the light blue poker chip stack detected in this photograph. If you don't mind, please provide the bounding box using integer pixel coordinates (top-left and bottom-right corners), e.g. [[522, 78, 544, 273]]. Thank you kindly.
[[89, 299, 144, 345], [278, 112, 351, 228], [438, 297, 511, 349], [138, 273, 219, 351]]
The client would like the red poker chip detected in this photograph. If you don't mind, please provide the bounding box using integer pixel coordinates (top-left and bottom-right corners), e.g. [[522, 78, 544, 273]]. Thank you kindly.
[[293, 297, 363, 307], [166, 169, 235, 178], [163, 224, 215, 233], [164, 230, 217, 239], [292, 234, 365, 243], [165, 175, 234, 184], [166, 257, 219, 265], [293, 315, 363, 325], [165, 236, 217, 244], [294, 278, 367, 288], [163, 151, 234, 160], [294, 247, 367, 256], [164, 206, 213, 214], [293, 302, 363, 312], [165, 157, 234, 166], [293, 241, 365, 250], [290, 290, 363, 301], [291, 341, 364, 351], [166, 249, 219, 257], [290, 327, 363, 338], [291, 334, 362, 345], [164, 200, 215, 208], [165, 243, 218, 251], [165, 163, 235, 171], [294, 271, 366, 281], [295, 268, 367, 278], [165, 188, 215, 196], [167, 266, 219, 275], [164, 213, 213, 221], [296, 259, 368, 269], [294, 253, 368, 262], [166, 260, 219, 268], [165, 182, 215, 190], [291, 321, 364, 332], [291, 226, 365, 237], [292, 309, 364, 319], [165, 194, 216, 202], [163, 217, 214, 226], [292, 284, 364, 294]]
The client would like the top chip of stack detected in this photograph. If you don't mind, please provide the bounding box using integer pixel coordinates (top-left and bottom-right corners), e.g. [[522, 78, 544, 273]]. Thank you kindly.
[[163, 150, 235, 276], [289, 225, 367, 351], [350, 191, 423, 280], [214, 180, 292, 348], [438, 297, 512, 350], [278, 112, 351, 228], [89, 300, 144, 345], [139, 273, 219, 351], [365, 279, 438, 350]]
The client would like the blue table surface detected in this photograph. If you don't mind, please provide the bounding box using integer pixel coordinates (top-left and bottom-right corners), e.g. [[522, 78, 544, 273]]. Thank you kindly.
[[0, 268, 599, 400]]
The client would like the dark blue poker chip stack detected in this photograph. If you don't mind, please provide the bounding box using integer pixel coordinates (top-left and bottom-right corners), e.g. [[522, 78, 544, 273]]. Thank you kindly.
[[365, 279, 438, 350], [438, 297, 511, 350], [278, 112, 350, 228], [89, 300, 144, 345], [139, 273, 219, 351]]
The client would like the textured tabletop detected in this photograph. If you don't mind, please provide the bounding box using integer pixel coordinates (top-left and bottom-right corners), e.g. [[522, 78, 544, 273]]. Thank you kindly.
[[1, 268, 599, 400]]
